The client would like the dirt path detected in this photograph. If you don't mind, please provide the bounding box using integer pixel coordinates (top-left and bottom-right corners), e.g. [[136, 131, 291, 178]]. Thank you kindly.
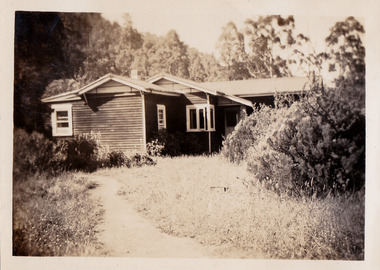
[[90, 174, 218, 258]]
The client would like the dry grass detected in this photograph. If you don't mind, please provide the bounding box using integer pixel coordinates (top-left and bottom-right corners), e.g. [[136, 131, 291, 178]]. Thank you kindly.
[[13, 173, 104, 256], [104, 155, 364, 260]]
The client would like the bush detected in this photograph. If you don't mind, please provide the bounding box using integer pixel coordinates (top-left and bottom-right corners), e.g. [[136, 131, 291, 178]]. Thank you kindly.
[[223, 82, 365, 197], [146, 139, 164, 157], [131, 152, 156, 167], [267, 85, 365, 195], [13, 128, 63, 179], [106, 151, 131, 168], [62, 134, 99, 172], [222, 105, 273, 163], [151, 129, 203, 156]]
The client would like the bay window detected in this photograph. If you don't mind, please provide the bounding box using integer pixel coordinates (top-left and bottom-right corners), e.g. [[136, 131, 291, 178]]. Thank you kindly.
[[186, 104, 215, 132]]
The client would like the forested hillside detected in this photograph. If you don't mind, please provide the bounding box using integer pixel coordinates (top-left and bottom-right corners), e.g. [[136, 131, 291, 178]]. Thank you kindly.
[[14, 12, 364, 134]]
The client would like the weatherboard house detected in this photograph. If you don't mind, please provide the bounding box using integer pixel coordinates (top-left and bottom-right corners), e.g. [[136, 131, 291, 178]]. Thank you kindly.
[[41, 72, 310, 153]]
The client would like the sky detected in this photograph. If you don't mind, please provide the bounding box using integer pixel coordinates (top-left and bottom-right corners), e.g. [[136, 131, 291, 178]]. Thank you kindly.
[[101, 1, 364, 56]]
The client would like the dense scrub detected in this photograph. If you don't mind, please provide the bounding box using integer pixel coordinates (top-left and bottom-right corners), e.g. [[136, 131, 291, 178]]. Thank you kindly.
[[222, 81, 365, 197]]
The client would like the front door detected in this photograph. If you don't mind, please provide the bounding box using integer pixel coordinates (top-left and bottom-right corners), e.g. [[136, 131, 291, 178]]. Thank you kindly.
[[224, 107, 240, 137]]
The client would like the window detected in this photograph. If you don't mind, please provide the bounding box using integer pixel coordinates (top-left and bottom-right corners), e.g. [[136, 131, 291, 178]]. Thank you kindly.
[[51, 104, 73, 136], [157, 104, 166, 130], [186, 104, 215, 132]]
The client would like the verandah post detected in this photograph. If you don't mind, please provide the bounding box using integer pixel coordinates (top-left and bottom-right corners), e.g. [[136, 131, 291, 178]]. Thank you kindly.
[[206, 94, 211, 153]]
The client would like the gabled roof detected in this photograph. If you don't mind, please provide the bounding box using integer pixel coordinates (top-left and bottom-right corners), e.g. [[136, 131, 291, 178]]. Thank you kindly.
[[200, 77, 312, 97], [42, 73, 180, 103], [147, 73, 253, 107]]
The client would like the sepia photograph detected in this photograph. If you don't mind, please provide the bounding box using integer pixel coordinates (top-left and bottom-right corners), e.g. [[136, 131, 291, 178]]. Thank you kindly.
[[2, 0, 379, 269]]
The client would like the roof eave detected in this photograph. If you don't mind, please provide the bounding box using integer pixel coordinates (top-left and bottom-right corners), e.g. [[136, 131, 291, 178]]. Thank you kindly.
[[147, 74, 219, 96]]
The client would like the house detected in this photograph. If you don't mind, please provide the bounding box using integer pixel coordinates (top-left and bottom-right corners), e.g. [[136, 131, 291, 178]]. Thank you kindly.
[[41, 72, 311, 153]]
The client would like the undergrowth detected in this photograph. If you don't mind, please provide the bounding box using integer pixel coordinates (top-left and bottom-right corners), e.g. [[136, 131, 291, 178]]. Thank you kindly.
[[13, 173, 103, 256]]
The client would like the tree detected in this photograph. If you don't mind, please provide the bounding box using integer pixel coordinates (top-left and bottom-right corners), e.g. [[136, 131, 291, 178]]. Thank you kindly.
[[323, 16, 365, 88], [187, 48, 224, 82], [217, 22, 251, 80], [14, 12, 92, 132], [114, 14, 143, 77], [244, 15, 296, 78], [217, 16, 300, 80]]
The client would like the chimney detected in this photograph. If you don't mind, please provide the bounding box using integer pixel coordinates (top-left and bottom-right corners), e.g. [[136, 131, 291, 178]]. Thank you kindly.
[[131, 69, 139, 80]]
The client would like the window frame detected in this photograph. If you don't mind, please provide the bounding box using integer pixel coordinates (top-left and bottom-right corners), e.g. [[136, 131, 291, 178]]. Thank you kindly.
[[51, 104, 73, 136], [157, 104, 167, 130], [186, 104, 215, 132]]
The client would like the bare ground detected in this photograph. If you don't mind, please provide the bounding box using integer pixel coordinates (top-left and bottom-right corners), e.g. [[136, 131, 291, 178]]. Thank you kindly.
[[90, 174, 221, 258]]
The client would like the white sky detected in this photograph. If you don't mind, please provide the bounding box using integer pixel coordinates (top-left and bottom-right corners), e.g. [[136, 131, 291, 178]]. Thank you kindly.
[[101, 1, 364, 56]]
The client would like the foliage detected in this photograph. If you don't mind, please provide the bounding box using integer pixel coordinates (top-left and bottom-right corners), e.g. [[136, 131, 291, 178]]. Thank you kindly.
[[14, 12, 93, 132], [105, 151, 131, 168], [323, 16, 365, 88], [225, 82, 365, 196], [222, 17, 365, 197], [13, 173, 103, 256], [146, 139, 165, 157], [62, 133, 101, 172], [217, 22, 251, 80], [151, 129, 203, 156], [217, 16, 301, 80], [114, 155, 364, 259], [13, 128, 159, 179], [222, 105, 275, 163], [13, 128, 63, 178], [131, 153, 156, 167]]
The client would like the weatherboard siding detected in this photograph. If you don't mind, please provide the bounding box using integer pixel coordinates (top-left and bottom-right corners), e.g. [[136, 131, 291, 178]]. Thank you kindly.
[[144, 94, 185, 141], [72, 94, 144, 151]]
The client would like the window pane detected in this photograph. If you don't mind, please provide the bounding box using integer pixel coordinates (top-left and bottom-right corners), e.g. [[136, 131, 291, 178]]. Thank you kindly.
[[210, 108, 214, 129], [205, 107, 208, 130], [199, 109, 204, 129], [56, 111, 68, 121], [190, 109, 197, 129], [57, 122, 69, 128], [158, 110, 164, 120]]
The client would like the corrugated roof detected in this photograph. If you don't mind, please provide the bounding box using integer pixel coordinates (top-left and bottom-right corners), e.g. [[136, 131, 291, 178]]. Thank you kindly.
[[200, 77, 312, 97]]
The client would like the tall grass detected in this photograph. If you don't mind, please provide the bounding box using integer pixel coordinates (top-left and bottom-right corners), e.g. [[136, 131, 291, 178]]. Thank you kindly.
[[110, 155, 364, 260], [13, 173, 103, 256]]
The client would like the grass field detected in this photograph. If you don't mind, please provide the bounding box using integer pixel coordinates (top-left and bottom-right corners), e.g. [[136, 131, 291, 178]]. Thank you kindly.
[[102, 154, 364, 260], [13, 173, 104, 256]]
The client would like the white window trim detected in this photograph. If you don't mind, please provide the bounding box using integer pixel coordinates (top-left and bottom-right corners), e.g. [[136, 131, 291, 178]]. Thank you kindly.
[[51, 103, 73, 136], [157, 104, 167, 130], [186, 104, 215, 132]]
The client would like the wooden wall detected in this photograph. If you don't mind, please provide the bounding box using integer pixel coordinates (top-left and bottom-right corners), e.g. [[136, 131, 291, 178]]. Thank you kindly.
[[71, 93, 145, 152], [144, 94, 185, 142], [144, 90, 221, 152]]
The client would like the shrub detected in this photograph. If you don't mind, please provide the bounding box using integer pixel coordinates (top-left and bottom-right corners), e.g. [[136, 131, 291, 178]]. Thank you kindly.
[[59, 133, 99, 172], [106, 151, 131, 168], [151, 129, 203, 156], [268, 85, 365, 195], [13, 128, 63, 179], [223, 82, 365, 197], [222, 105, 273, 163], [131, 152, 156, 167], [146, 139, 164, 157]]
